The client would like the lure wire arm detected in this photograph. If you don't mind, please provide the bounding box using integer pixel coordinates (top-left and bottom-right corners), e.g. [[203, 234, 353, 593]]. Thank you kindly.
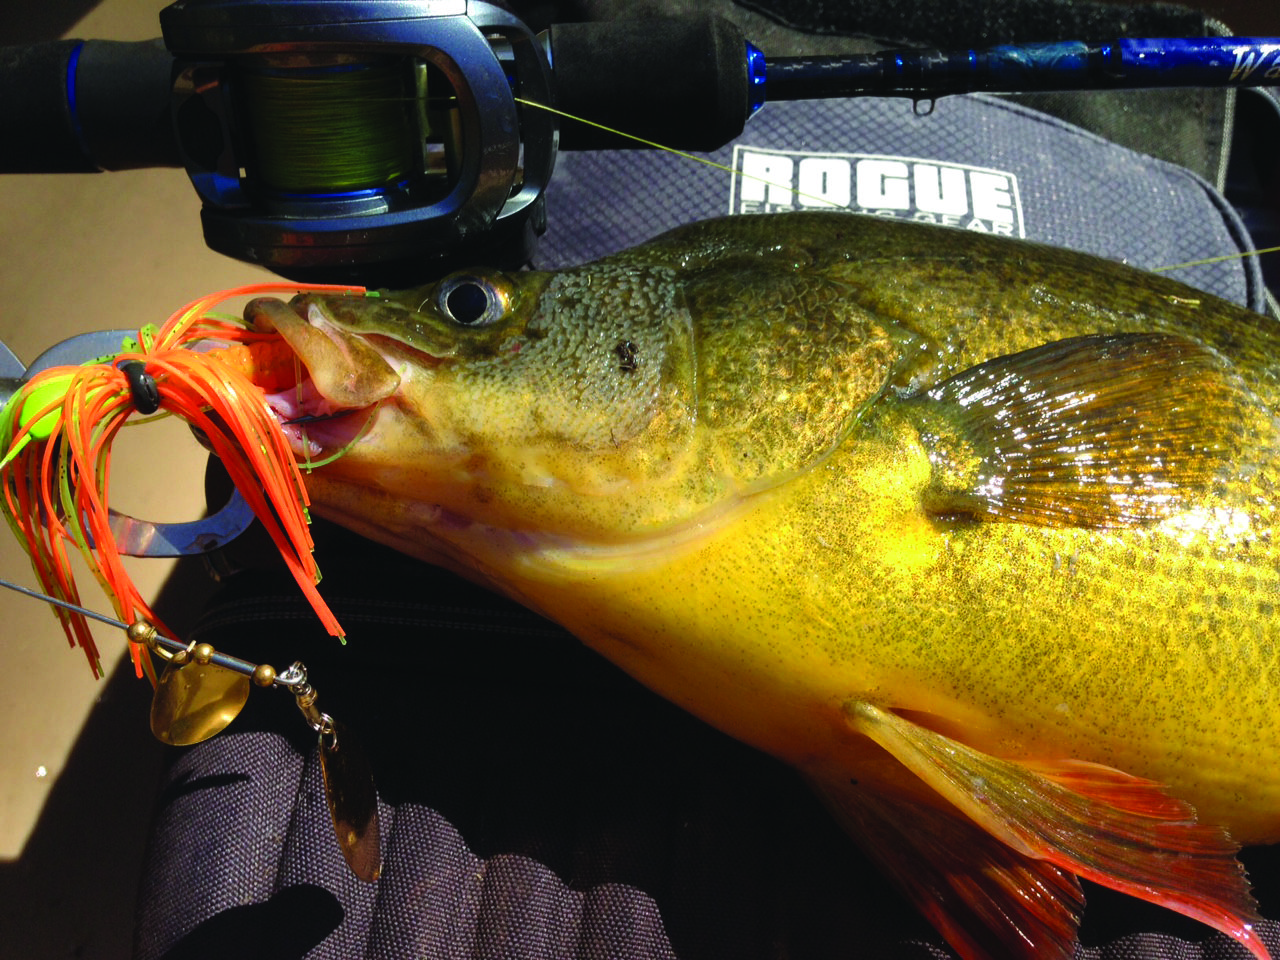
[[123, 622, 346, 760], [125, 618, 283, 690], [0, 573, 382, 882], [0, 573, 323, 717]]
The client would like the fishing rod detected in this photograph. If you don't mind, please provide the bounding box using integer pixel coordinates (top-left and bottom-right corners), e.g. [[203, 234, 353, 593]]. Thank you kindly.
[[765, 37, 1280, 100], [0, 0, 1278, 286]]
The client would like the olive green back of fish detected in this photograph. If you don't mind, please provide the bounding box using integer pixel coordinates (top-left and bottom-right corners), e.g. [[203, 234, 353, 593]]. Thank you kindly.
[[621, 211, 1280, 402]]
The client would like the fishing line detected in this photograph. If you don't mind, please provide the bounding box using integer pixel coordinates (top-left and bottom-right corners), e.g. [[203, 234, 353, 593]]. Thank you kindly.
[[237, 59, 462, 198], [230, 71, 1277, 277], [241, 62, 416, 192], [514, 97, 840, 210], [1152, 245, 1280, 272]]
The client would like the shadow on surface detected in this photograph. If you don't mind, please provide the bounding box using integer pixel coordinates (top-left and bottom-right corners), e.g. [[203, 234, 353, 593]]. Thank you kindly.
[[0, 556, 217, 960], [157, 884, 343, 960]]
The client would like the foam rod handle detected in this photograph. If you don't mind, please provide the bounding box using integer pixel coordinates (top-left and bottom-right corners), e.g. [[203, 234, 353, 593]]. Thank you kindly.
[[548, 17, 752, 151], [0, 39, 179, 173]]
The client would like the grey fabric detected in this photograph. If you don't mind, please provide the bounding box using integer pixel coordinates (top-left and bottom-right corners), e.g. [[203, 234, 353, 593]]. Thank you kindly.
[[537, 94, 1265, 311]]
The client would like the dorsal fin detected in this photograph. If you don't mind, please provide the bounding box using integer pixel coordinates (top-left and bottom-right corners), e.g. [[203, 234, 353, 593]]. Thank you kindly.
[[905, 333, 1266, 527]]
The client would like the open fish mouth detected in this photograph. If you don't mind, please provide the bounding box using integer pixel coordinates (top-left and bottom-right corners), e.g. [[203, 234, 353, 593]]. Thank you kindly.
[[245, 296, 403, 459]]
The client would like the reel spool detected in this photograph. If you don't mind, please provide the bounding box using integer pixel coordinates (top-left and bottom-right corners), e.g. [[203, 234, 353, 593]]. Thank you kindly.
[[161, 0, 556, 286]]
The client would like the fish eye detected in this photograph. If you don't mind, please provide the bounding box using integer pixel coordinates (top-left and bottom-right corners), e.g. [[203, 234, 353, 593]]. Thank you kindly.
[[436, 274, 509, 327]]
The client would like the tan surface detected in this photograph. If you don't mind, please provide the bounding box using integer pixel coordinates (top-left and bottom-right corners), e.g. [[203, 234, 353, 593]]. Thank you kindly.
[[0, 1, 269, 955]]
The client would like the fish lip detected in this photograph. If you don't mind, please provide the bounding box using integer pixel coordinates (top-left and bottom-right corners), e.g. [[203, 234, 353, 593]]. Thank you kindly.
[[247, 295, 402, 407], [247, 297, 396, 459]]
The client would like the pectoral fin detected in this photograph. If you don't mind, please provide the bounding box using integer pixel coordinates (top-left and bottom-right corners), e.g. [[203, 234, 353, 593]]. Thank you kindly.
[[837, 702, 1269, 960], [907, 333, 1267, 527]]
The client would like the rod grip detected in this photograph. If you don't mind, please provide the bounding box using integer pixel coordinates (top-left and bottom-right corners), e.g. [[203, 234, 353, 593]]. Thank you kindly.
[[548, 17, 751, 151], [0, 38, 179, 173]]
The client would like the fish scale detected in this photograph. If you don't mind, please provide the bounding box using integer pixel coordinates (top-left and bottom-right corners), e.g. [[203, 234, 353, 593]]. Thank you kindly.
[[261, 211, 1278, 960]]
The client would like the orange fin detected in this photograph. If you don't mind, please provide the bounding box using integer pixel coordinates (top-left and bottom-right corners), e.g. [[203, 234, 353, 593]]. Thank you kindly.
[[813, 776, 1084, 960], [844, 701, 1270, 960], [906, 333, 1267, 527]]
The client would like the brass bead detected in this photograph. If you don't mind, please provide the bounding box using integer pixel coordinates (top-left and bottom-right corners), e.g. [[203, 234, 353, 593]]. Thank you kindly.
[[252, 663, 277, 688], [126, 620, 155, 644], [192, 643, 215, 665]]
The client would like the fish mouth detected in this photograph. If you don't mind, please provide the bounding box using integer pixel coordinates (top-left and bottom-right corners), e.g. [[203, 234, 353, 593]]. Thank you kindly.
[[245, 296, 403, 460]]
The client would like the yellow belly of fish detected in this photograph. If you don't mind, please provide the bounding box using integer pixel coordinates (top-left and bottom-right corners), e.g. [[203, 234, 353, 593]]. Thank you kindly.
[[503, 419, 1280, 847]]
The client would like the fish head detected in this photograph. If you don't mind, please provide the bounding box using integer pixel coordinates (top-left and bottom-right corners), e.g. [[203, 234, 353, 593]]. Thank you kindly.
[[246, 260, 710, 570], [246, 219, 906, 582]]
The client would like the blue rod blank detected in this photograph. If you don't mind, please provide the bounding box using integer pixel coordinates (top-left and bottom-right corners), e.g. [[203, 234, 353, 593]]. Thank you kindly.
[[764, 38, 1280, 101]]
